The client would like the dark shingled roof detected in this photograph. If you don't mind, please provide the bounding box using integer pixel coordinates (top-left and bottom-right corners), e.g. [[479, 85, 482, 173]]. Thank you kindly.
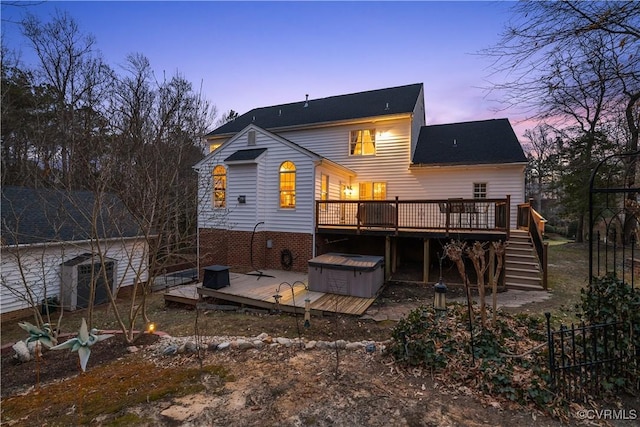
[[412, 119, 527, 166], [208, 83, 423, 136], [224, 148, 267, 162], [1, 187, 142, 246]]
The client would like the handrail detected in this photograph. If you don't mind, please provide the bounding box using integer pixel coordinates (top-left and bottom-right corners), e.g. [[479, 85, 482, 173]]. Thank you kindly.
[[518, 201, 548, 290]]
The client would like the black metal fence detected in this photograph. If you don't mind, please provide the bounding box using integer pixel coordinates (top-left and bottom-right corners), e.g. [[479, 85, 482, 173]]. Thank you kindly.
[[545, 312, 639, 402], [589, 151, 640, 287]]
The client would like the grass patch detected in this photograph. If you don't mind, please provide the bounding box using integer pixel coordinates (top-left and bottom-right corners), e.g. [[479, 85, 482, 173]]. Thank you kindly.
[[1, 355, 231, 426]]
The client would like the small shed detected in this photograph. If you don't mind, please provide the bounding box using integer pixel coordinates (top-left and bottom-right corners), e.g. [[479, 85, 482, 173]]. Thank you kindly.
[[308, 253, 384, 298]]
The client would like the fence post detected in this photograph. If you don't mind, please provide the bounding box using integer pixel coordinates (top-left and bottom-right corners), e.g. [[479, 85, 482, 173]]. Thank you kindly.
[[545, 312, 554, 389]]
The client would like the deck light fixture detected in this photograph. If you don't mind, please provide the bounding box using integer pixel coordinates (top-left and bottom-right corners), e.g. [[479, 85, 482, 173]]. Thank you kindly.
[[146, 322, 156, 334], [344, 185, 353, 197]]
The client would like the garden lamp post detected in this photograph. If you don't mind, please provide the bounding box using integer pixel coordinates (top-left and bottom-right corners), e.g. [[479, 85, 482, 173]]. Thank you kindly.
[[433, 252, 448, 311], [433, 278, 448, 311]]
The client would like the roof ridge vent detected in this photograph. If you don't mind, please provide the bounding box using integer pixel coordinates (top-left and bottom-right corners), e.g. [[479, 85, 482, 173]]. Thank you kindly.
[[304, 94, 309, 108]]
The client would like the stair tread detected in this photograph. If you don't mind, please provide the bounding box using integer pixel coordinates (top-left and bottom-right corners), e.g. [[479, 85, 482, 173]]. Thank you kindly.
[[506, 231, 544, 291], [505, 269, 541, 276], [506, 283, 545, 290]]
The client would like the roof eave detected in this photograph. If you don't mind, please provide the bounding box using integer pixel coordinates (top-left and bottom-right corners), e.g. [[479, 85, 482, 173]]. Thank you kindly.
[[409, 161, 528, 169], [315, 159, 357, 177], [206, 112, 413, 140]]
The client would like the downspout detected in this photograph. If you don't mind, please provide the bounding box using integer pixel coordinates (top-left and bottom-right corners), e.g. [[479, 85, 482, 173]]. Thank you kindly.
[[312, 161, 317, 258]]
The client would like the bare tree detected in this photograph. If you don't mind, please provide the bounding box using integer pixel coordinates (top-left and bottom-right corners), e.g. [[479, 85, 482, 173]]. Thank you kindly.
[[2, 12, 217, 343], [523, 124, 561, 212], [486, 2, 638, 241], [21, 11, 114, 188]]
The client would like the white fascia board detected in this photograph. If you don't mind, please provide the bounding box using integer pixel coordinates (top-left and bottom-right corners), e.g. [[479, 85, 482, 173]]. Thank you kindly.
[[409, 161, 528, 171], [315, 158, 356, 177], [208, 113, 413, 139]]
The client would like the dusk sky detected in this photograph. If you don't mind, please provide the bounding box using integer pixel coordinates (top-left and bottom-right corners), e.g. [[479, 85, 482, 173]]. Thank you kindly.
[[1, 1, 533, 138]]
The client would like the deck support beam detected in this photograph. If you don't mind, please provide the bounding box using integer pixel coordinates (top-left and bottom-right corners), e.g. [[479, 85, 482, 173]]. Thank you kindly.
[[423, 238, 430, 283], [385, 236, 391, 281], [392, 237, 397, 274]]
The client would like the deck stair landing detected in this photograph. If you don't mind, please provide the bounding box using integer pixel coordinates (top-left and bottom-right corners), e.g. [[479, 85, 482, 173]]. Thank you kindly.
[[504, 229, 543, 290]]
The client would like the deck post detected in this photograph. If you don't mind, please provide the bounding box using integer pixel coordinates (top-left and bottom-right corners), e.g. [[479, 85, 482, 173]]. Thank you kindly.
[[423, 238, 430, 283], [392, 237, 397, 274], [385, 236, 391, 281]]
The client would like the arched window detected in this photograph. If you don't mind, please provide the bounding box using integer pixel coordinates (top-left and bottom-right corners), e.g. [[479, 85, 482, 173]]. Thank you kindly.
[[279, 161, 296, 208], [213, 165, 226, 208]]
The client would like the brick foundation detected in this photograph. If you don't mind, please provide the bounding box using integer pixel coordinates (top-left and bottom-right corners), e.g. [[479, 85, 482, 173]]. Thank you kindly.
[[198, 228, 313, 278]]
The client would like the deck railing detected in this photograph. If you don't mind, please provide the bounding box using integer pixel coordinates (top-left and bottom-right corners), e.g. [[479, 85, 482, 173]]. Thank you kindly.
[[315, 197, 510, 235]]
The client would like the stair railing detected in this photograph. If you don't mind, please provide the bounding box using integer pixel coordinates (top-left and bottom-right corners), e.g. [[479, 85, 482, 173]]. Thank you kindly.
[[516, 200, 549, 290]]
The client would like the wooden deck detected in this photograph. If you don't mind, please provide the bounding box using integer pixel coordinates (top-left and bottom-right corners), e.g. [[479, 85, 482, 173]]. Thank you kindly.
[[164, 269, 377, 316]]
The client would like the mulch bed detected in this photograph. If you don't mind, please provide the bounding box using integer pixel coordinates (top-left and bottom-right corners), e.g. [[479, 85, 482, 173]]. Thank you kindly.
[[1, 332, 161, 398]]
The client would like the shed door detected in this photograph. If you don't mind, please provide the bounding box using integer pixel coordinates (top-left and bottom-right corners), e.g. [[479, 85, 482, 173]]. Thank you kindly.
[[77, 262, 113, 308]]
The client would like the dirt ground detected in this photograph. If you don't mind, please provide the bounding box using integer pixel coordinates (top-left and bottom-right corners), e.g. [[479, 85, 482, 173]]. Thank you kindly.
[[1, 332, 570, 427], [2, 245, 637, 426]]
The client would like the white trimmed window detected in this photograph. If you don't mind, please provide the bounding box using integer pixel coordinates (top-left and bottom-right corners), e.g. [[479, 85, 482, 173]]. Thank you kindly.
[[473, 183, 487, 199], [280, 161, 296, 208], [350, 129, 376, 156], [359, 182, 386, 200], [213, 165, 227, 207]]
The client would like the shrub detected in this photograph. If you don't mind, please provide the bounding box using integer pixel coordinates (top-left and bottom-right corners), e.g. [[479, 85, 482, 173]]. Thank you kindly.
[[389, 304, 556, 410]]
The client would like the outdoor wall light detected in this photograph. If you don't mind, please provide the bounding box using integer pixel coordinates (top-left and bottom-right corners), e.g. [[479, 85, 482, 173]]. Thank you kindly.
[[433, 279, 447, 311], [146, 322, 156, 334]]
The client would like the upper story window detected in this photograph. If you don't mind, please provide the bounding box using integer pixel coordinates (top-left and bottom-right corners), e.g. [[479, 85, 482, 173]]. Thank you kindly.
[[473, 183, 487, 199], [209, 142, 222, 153], [359, 182, 386, 200], [350, 129, 376, 156], [213, 165, 226, 207], [280, 161, 296, 208]]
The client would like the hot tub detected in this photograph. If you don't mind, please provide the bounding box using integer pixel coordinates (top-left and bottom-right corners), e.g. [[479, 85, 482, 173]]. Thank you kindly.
[[308, 253, 384, 298]]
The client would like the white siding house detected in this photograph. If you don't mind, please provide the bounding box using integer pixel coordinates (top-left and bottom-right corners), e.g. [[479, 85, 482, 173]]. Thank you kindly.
[[1, 187, 149, 318], [195, 83, 529, 281]]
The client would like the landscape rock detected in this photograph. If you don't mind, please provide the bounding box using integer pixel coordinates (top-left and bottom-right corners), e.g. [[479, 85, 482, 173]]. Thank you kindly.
[[217, 342, 231, 351], [162, 344, 178, 356], [276, 337, 292, 347], [184, 341, 198, 353], [12, 341, 31, 362], [305, 340, 317, 350], [345, 342, 364, 351]]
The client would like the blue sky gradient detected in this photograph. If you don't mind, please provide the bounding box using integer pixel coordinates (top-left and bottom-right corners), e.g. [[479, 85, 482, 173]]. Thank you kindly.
[[1, 1, 531, 136]]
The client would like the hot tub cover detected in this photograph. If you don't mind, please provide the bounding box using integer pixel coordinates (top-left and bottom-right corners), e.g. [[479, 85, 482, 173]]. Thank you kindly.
[[308, 253, 384, 271]]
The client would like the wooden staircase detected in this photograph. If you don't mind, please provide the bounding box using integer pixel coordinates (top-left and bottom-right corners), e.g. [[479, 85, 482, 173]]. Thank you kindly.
[[504, 229, 544, 290]]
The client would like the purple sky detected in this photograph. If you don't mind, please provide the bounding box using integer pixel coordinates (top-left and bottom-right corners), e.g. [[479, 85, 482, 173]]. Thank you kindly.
[[1, 1, 533, 138]]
